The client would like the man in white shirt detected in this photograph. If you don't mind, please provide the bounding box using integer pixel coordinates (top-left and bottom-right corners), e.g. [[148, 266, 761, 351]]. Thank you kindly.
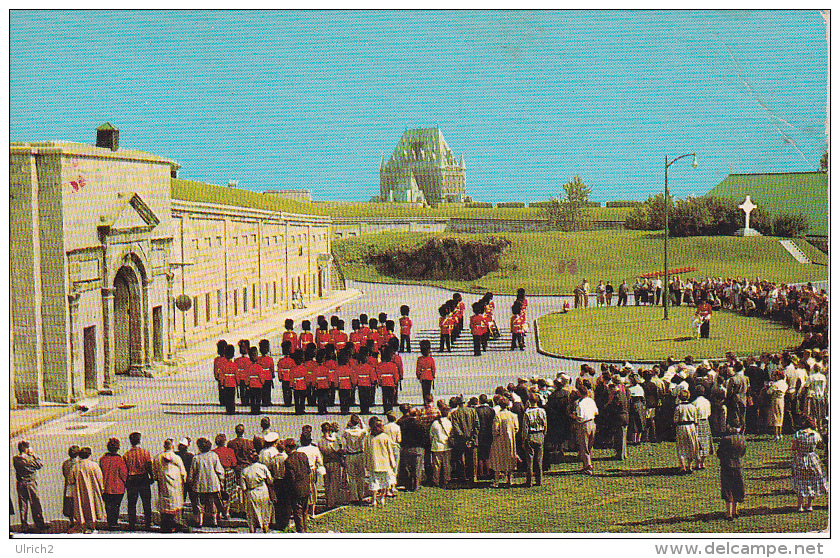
[[258, 433, 286, 528], [429, 407, 453, 488], [574, 387, 599, 474]]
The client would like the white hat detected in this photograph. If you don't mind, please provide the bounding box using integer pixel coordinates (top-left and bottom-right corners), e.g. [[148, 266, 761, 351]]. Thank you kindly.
[[178, 438, 190, 446], [264, 432, 279, 443]]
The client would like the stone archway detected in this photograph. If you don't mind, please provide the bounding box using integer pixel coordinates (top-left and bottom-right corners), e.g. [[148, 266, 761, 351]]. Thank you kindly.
[[113, 265, 143, 375]]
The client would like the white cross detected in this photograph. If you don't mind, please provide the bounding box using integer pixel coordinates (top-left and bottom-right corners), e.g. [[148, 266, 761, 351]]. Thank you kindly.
[[739, 195, 757, 230]]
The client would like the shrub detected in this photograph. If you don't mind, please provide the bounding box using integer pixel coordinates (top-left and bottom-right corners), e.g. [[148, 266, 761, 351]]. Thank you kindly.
[[528, 201, 555, 208], [465, 202, 493, 208], [772, 213, 809, 237], [606, 201, 643, 208], [496, 201, 526, 208]]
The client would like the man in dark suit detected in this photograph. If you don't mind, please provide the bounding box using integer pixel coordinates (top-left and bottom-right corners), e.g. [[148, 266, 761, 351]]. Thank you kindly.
[[282, 438, 311, 533]]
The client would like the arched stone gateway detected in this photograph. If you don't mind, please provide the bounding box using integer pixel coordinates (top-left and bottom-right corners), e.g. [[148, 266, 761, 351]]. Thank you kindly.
[[113, 265, 143, 375]]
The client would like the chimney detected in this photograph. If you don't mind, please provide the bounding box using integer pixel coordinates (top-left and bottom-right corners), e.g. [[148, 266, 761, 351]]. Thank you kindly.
[[96, 122, 119, 151]]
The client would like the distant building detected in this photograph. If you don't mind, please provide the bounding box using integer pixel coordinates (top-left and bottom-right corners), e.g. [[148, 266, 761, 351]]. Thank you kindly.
[[380, 127, 466, 206], [264, 189, 312, 203]]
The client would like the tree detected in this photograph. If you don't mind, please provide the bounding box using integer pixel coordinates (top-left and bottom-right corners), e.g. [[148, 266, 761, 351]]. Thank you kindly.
[[772, 213, 809, 237], [623, 193, 671, 230], [546, 175, 592, 231], [819, 149, 828, 173]]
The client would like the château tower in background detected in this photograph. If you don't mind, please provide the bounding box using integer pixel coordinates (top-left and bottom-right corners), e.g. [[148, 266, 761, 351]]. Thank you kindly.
[[380, 127, 466, 206]]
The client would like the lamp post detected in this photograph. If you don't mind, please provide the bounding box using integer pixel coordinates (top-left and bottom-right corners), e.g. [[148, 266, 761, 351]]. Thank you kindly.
[[663, 153, 698, 320]]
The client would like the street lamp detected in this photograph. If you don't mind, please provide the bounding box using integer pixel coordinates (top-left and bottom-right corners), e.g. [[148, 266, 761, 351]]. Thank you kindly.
[[663, 153, 698, 320]]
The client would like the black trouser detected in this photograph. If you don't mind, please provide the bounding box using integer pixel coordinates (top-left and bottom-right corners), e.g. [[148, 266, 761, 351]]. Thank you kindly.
[[307, 385, 317, 406], [420, 379, 433, 400], [291, 495, 308, 533], [524, 440, 544, 486], [316, 387, 330, 414], [358, 385, 374, 414], [249, 387, 262, 414], [439, 333, 451, 352], [339, 388, 353, 414], [329, 386, 336, 406], [103, 492, 123, 527], [239, 381, 249, 405], [452, 442, 476, 484], [511, 332, 524, 350], [282, 380, 293, 407], [294, 389, 307, 415], [400, 334, 411, 353], [473, 334, 482, 356], [655, 287, 662, 305], [481, 332, 489, 350], [399, 447, 424, 491], [700, 320, 710, 338], [126, 477, 152, 529], [618, 293, 627, 306], [262, 380, 272, 406], [217, 382, 224, 405], [273, 480, 289, 530], [381, 386, 396, 413], [223, 386, 237, 415]]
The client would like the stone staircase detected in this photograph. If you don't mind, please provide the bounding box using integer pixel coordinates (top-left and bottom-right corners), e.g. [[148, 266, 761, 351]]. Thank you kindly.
[[779, 239, 812, 264]]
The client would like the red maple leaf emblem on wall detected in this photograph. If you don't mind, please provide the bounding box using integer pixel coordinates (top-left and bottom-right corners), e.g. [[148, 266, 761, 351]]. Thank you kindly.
[[70, 175, 86, 192]]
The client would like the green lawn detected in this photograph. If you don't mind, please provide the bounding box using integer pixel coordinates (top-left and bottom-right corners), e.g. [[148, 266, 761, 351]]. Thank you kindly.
[[536, 306, 802, 362], [309, 436, 827, 533], [333, 230, 828, 295], [320, 201, 632, 222]]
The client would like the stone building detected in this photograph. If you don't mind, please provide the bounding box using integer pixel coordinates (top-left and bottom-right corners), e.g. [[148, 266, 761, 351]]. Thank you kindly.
[[10, 125, 333, 406], [380, 127, 466, 206]]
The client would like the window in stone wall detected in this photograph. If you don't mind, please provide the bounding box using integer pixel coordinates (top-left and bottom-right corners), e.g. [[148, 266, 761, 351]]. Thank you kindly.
[[252, 234, 257, 244], [274, 236, 278, 245], [206, 237, 212, 248], [233, 236, 238, 246], [273, 281, 277, 304], [193, 239, 199, 251], [217, 289, 222, 318], [243, 286, 247, 313], [217, 236, 222, 246], [303, 274, 307, 295], [299, 246, 303, 257], [193, 296, 199, 328], [234, 290, 238, 316], [252, 284, 256, 309], [243, 235, 248, 245], [266, 282, 270, 306], [205, 293, 211, 323]]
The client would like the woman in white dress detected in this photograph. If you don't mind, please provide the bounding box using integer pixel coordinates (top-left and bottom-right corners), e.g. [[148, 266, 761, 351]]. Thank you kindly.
[[240, 454, 273, 533], [152, 439, 188, 533]]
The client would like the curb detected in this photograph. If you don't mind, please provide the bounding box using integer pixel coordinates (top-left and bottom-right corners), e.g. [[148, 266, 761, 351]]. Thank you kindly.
[[10, 406, 76, 439]]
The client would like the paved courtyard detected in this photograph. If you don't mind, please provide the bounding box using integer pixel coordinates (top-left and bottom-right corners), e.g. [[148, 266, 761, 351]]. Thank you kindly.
[[9, 279, 826, 533]]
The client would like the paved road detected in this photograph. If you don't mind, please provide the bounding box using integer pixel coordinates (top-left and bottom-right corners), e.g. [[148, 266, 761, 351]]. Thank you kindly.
[[9, 278, 825, 533]]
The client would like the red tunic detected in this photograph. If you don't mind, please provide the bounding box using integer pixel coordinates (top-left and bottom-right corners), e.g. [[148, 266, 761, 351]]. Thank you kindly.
[[416, 355, 436, 381], [282, 330, 299, 352], [399, 316, 412, 336], [290, 364, 309, 391], [213, 356, 226, 382], [315, 329, 331, 350], [510, 314, 526, 334], [246, 362, 264, 389], [221, 360, 238, 388], [439, 315, 455, 334], [298, 331, 314, 348], [234, 355, 251, 383], [276, 356, 295, 382], [377, 361, 399, 387], [392, 353, 404, 381], [355, 362, 377, 387], [349, 330, 365, 348], [313, 365, 331, 389], [336, 365, 356, 390], [331, 331, 348, 351], [470, 313, 489, 335], [257, 355, 275, 382], [368, 331, 381, 352]]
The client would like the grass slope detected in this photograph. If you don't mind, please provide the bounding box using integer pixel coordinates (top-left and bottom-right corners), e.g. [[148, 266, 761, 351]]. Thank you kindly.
[[333, 230, 828, 295], [707, 173, 828, 236], [171, 178, 329, 215], [310, 437, 826, 533], [537, 306, 802, 361]]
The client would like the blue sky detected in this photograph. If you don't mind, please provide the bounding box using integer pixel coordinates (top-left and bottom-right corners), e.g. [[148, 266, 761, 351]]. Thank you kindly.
[[10, 10, 828, 203]]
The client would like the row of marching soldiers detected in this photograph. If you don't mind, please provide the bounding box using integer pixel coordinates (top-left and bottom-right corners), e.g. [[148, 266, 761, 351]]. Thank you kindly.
[[213, 309, 439, 416]]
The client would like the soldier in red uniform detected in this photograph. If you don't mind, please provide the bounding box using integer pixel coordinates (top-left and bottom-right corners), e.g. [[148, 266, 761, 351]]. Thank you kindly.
[[416, 340, 437, 399], [324, 346, 339, 406], [276, 340, 295, 407], [315, 320, 331, 351], [290, 351, 308, 415], [354, 348, 378, 415], [282, 319, 299, 353], [377, 313, 388, 336], [452, 293, 465, 342], [332, 320, 348, 352], [377, 346, 399, 414], [358, 314, 370, 340], [313, 350, 332, 415], [298, 320, 315, 350], [387, 337, 404, 395], [470, 301, 490, 356], [235, 340, 251, 406], [213, 340, 228, 406], [367, 318, 381, 353], [257, 339, 274, 406], [221, 345, 238, 415], [439, 304, 454, 353], [510, 301, 526, 351], [303, 343, 318, 406], [348, 318, 365, 353], [399, 305, 412, 353], [335, 352, 356, 414], [246, 347, 264, 415]]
